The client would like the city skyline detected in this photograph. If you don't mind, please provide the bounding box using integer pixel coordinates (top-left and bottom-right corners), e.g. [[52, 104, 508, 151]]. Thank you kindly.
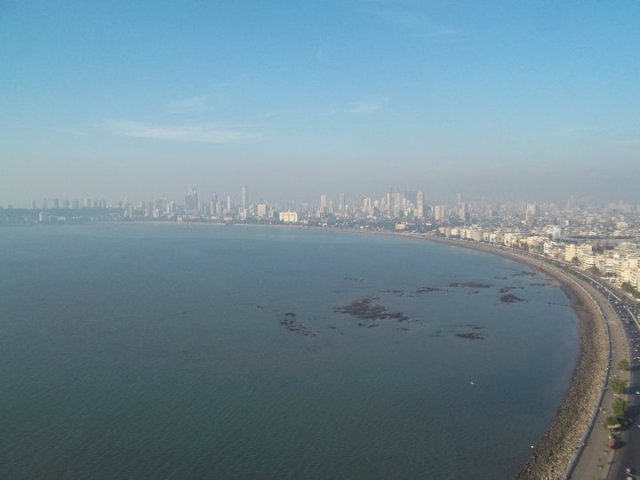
[[7, 182, 640, 213], [1, 2, 639, 205]]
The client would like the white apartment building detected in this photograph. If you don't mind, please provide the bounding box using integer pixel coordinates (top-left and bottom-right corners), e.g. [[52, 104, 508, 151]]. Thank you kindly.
[[279, 211, 298, 224]]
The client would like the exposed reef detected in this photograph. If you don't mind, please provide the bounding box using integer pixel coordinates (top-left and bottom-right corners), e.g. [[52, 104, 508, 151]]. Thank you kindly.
[[499, 293, 526, 303], [343, 276, 364, 283], [456, 332, 486, 340], [279, 312, 317, 337], [416, 286, 442, 294], [498, 286, 522, 293], [334, 297, 409, 323], [381, 289, 404, 296], [458, 323, 485, 330], [449, 281, 492, 288], [512, 270, 537, 277]]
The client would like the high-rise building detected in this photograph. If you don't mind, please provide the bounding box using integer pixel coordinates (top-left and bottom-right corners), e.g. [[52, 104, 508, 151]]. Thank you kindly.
[[458, 202, 467, 221], [339, 193, 346, 217], [525, 203, 537, 222], [416, 191, 425, 219], [434, 205, 446, 222], [320, 194, 328, 214], [240, 185, 248, 219], [185, 187, 199, 213], [392, 192, 402, 219], [279, 211, 298, 223], [257, 202, 267, 218]]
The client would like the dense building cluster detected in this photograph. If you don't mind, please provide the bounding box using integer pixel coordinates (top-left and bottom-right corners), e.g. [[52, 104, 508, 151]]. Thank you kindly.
[[2, 185, 639, 298]]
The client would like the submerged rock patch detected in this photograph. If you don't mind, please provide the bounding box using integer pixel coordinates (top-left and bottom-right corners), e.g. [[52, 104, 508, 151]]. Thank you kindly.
[[334, 297, 409, 323], [450, 281, 492, 288], [500, 293, 527, 303], [279, 312, 317, 337]]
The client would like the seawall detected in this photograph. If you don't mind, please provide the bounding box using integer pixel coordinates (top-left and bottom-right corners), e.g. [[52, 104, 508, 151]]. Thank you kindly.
[[419, 235, 609, 480]]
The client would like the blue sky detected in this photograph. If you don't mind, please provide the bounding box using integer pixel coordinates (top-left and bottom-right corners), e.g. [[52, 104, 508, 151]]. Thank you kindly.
[[1, 0, 639, 205]]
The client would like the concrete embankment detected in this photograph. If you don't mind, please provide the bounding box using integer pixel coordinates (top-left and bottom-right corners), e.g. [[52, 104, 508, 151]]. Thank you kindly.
[[420, 236, 609, 480]]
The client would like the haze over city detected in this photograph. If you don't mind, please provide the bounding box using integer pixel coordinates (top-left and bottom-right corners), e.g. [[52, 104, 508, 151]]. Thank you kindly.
[[1, 1, 639, 205]]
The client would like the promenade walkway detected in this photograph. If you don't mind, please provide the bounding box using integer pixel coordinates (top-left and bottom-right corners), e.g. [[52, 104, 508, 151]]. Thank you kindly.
[[419, 235, 630, 479]]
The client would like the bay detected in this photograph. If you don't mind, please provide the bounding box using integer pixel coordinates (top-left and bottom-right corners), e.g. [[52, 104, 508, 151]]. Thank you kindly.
[[0, 224, 579, 479]]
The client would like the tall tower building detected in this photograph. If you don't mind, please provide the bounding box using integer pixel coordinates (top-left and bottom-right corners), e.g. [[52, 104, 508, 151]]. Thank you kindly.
[[185, 187, 199, 213], [416, 191, 425, 219], [458, 202, 467, 221], [363, 197, 374, 217], [525, 203, 537, 223], [339, 193, 346, 217], [320, 194, 328, 214], [257, 202, 267, 218], [240, 184, 248, 220], [241, 184, 248, 211]]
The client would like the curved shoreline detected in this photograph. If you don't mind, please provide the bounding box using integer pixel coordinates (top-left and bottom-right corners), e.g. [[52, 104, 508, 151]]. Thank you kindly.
[[418, 235, 609, 480], [81, 222, 612, 477]]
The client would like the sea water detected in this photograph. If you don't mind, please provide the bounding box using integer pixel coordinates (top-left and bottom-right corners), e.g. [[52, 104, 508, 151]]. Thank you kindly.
[[0, 224, 579, 479]]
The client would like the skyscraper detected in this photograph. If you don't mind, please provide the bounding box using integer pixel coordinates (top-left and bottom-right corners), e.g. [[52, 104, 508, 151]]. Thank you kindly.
[[458, 202, 467, 221], [185, 187, 199, 213], [320, 194, 328, 214], [416, 191, 425, 219], [339, 193, 346, 217], [241, 184, 248, 220]]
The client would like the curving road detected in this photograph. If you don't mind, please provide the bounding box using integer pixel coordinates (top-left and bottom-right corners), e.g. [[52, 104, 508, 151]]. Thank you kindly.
[[564, 270, 629, 480], [521, 256, 638, 480], [418, 234, 639, 479]]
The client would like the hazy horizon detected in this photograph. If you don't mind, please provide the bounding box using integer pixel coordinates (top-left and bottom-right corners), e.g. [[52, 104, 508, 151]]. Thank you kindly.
[[1, 1, 639, 205]]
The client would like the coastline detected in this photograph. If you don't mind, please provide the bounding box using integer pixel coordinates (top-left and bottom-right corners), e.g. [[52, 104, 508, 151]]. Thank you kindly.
[[15, 220, 616, 477], [418, 234, 609, 480], [113, 221, 609, 477], [49, 221, 611, 477]]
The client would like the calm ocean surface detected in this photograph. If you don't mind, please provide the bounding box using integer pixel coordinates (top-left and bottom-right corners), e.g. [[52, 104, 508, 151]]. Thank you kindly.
[[0, 224, 579, 479]]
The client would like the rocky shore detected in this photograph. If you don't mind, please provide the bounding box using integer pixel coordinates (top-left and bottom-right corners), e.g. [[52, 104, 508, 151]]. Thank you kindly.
[[422, 235, 609, 480], [513, 261, 607, 480]]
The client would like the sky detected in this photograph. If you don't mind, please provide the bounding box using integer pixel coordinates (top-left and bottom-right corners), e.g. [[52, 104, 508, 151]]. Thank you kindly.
[[1, 0, 639, 206]]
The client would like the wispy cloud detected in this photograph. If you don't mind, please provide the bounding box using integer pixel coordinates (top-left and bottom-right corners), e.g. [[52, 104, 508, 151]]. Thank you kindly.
[[342, 98, 389, 114], [164, 95, 210, 114], [256, 107, 310, 120], [366, 7, 457, 37], [105, 119, 258, 144]]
